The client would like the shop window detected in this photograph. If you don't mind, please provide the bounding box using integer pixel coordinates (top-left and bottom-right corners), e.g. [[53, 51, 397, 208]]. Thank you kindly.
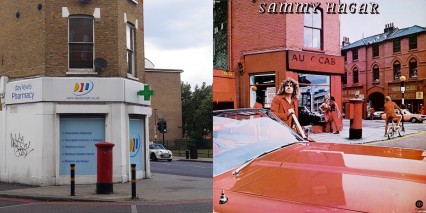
[[353, 68, 358, 84], [59, 115, 105, 175], [373, 65, 379, 83], [250, 74, 275, 108], [393, 61, 401, 80], [393, 40, 400, 53], [304, 8, 322, 49], [352, 49, 358, 60], [127, 23, 136, 76], [409, 58, 418, 78], [409, 36, 417, 50], [372, 45, 379, 58], [69, 16, 94, 70], [298, 74, 330, 114]]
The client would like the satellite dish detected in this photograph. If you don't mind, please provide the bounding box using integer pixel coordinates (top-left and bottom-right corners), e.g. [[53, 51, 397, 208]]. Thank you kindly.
[[94, 58, 108, 70], [79, 0, 91, 4]]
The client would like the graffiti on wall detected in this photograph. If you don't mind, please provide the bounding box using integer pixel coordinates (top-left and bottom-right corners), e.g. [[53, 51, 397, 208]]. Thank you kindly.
[[10, 133, 34, 157]]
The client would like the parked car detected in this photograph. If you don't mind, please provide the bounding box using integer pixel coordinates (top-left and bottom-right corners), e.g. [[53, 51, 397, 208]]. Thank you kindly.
[[381, 109, 426, 123], [149, 143, 172, 161], [298, 106, 324, 126], [213, 108, 426, 212], [372, 110, 384, 119]]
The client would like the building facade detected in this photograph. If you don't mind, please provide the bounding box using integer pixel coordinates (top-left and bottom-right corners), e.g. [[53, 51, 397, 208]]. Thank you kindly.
[[0, 0, 151, 186], [214, 0, 344, 118], [342, 24, 426, 117], [145, 59, 183, 143]]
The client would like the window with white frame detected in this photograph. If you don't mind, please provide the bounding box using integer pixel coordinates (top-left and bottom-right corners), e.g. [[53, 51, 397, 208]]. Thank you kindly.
[[304, 8, 322, 49], [69, 16, 94, 69], [126, 23, 136, 76]]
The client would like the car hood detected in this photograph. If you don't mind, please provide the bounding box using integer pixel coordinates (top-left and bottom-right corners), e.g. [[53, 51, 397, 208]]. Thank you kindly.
[[214, 142, 426, 212]]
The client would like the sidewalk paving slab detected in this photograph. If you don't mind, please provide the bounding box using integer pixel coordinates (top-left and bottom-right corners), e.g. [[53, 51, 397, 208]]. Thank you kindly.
[[0, 173, 212, 203]]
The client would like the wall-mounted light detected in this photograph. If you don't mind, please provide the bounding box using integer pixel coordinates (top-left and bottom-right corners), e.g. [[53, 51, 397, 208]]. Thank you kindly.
[[16, 11, 20, 19], [37, 3, 43, 11], [238, 62, 244, 75]]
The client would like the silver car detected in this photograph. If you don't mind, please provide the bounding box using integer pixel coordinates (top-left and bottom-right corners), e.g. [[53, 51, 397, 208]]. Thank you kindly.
[[149, 143, 173, 161]]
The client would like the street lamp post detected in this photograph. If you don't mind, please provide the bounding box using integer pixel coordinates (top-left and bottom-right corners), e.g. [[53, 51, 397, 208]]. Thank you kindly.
[[154, 109, 158, 142], [399, 76, 406, 108]]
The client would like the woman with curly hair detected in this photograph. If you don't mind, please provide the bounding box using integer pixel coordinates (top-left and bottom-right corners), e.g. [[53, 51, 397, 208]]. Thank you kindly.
[[270, 77, 299, 128]]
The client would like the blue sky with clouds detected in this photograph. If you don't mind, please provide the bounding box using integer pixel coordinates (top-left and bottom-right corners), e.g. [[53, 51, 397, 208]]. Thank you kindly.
[[144, 0, 212, 87]]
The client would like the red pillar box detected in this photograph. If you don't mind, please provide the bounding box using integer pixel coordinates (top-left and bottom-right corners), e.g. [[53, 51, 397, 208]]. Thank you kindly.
[[95, 142, 115, 194], [349, 99, 364, 139]]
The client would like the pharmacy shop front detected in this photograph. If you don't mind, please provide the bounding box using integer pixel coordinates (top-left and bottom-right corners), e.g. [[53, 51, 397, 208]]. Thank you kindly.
[[0, 77, 152, 186]]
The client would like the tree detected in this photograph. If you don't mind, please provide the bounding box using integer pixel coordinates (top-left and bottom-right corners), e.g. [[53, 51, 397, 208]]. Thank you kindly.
[[181, 82, 212, 147]]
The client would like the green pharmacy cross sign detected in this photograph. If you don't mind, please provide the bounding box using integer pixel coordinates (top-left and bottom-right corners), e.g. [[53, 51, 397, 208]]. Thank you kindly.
[[137, 85, 154, 101]]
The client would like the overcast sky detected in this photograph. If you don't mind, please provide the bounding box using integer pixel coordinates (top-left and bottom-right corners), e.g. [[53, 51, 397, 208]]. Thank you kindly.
[[143, 0, 213, 87], [143, 1, 425, 87], [340, 0, 426, 42]]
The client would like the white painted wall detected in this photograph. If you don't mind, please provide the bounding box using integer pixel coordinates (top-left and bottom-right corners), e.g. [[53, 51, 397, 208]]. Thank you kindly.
[[0, 77, 152, 186]]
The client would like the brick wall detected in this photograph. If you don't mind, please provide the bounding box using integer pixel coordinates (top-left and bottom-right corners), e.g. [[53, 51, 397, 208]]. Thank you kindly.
[[145, 69, 183, 142], [0, 0, 144, 80]]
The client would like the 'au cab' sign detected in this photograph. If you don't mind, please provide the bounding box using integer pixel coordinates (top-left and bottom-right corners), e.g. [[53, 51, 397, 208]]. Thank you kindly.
[[137, 85, 154, 101], [287, 50, 344, 74]]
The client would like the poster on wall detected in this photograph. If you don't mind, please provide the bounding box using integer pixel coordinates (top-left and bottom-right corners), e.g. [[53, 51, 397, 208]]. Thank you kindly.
[[59, 116, 105, 175], [129, 119, 144, 171], [265, 87, 276, 108]]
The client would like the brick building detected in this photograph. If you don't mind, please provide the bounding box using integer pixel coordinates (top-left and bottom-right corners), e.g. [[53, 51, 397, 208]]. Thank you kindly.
[[341, 24, 426, 117], [214, 0, 344, 123], [144, 58, 183, 143], [0, 1, 152, 186]]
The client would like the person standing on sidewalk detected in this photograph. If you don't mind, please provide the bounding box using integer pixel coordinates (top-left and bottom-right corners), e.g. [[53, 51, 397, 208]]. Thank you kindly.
[[384, 96, 402, 137], [271, 77, 299, 128], [329, 96, 341, 134], [319, 97, 331, 132]]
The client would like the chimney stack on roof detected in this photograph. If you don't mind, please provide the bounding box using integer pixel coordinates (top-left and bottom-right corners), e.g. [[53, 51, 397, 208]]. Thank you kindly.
[[342, 36, 350, 47], [384, 22, 395, 33]]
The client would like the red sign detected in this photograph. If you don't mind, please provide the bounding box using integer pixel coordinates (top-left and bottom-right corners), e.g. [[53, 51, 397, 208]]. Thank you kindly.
[[287, 50, 344, 74]]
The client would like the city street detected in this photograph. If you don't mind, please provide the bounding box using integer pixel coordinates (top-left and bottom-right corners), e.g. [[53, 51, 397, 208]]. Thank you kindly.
[[150, 159, 213, 178], [0, 198, 211, 213], [310, 118, 426, 150]]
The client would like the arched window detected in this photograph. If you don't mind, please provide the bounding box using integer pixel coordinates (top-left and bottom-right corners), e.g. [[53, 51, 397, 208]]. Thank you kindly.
[[409, 58, 418, 78], [373, 65, 379, 82], [353, 67, 358, 84], [304, 8, 322, 49], [393, 61, 401, 80]]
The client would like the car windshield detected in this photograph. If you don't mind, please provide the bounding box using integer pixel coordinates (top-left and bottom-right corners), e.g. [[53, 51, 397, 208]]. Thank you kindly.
[[213, 109, 305, 176], [150, 144, 165, 149]]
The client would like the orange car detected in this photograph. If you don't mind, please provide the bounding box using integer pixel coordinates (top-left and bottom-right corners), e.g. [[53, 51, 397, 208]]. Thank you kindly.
[[213, 109, 426, 212]]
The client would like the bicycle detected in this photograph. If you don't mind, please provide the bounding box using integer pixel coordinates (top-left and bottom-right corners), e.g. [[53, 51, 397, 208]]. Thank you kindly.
[[386, 114, 405, 139]]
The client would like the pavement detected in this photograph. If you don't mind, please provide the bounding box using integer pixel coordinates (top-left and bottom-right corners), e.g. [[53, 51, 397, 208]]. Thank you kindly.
[[0, 157, 212, 203], [308, 118, 420, 144]]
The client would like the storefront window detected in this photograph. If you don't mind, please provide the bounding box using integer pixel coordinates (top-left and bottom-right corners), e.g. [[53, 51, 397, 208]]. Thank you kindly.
[[250, 73, 275, 108], [298, 74, 330, 114]]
